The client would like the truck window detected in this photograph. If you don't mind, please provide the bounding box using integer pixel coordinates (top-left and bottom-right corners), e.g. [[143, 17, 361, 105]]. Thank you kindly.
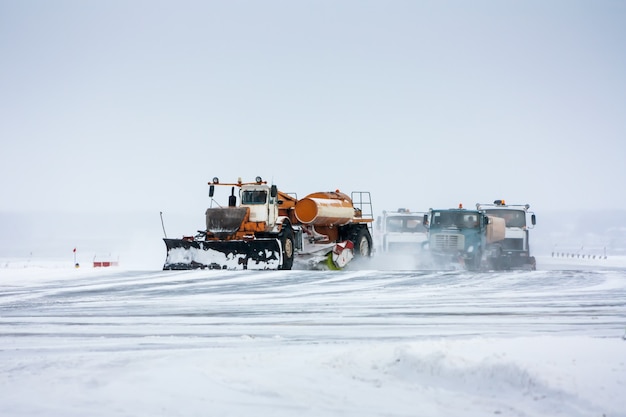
[[485, 209, 526, 227], [432, 212, 457, 226], [242, 190, 267, 204], [386, 218, 403, 232], [405, 218, 426, 233], [432, 212, 481, 228], [386, 216, 426, 233], [463, 214, 479, 228]]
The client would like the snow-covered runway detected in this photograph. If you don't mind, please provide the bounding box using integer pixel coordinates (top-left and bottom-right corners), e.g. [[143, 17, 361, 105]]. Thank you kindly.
[[1, 259, 625, 416]]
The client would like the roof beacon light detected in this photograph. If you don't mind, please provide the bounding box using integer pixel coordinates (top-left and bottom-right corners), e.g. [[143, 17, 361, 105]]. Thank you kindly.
[[255, 176, 263, 184], [494, 199, 505, 206], [459, 203, 463, 209]]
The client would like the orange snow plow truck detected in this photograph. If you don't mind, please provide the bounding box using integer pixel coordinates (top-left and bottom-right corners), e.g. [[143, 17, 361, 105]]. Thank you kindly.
[[163, 176, 374, 270]]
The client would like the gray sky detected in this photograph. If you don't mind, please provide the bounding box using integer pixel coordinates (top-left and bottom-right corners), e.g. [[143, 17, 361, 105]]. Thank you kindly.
[[2, 0, 625, 216]]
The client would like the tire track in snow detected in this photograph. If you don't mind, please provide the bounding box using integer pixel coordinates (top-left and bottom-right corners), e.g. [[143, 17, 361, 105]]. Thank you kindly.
[[1, 268, 625, 350]]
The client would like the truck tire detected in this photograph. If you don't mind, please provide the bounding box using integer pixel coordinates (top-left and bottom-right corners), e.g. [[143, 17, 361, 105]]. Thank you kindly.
[[467, 249, 482, 271], [529, 256, 537, 271], [351, 227, 373, 258], [279, 224, 295, 270], [487, 246, 503, 271]]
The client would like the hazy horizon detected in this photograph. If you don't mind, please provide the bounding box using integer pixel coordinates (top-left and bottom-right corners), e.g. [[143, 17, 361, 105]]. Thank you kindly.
[[2, 207, 625, 264]]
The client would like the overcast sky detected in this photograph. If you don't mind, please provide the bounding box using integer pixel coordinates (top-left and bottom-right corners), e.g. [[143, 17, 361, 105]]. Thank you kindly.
[[1, 0, 625, 217]]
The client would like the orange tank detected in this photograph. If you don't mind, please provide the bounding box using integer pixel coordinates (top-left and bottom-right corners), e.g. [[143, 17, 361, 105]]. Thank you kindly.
[[294, 191, 355, 226]]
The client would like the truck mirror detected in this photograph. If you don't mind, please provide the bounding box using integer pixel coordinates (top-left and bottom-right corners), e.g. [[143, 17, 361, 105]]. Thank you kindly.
[[228, 186, 236, 207], [270, 185, 278, 198], [484, 216, 489, 224], [531, 214, 536, 225], [423, 214, 429, 226], [209, 185, 215, 197]]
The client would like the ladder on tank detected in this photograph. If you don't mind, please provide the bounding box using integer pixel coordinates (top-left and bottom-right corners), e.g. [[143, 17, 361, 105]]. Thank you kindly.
[[351, 191, 375, 238]]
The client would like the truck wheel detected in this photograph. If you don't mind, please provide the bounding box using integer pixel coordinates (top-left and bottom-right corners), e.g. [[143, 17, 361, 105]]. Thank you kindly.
[[352, 228, 373, 258], [489, 246, 503, 270], [467, 250, 482, 271], [489, 257, 502, 271], [279, 224, 295, 270], [529, 256, 537, 271]]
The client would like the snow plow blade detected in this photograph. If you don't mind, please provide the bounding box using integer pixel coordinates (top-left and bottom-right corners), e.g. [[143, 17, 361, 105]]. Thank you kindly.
[[163, 238, 283, 270]]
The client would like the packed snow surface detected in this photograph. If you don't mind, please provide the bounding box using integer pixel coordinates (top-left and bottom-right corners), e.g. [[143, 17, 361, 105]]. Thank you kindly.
[[1, 256, 625, 416]]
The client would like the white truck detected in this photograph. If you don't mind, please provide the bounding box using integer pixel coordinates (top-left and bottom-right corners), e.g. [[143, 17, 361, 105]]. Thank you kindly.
[[378, 208, 428, 253], [476, 199, 537, 270]]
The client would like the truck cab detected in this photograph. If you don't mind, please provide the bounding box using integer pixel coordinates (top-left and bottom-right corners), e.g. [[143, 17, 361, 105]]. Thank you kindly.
[[378, 208, 427, 253], [424, 207, 488, 269], [424, 205, 505, 270], [476, 199, 537, 270], [240, 184, 279, 226]]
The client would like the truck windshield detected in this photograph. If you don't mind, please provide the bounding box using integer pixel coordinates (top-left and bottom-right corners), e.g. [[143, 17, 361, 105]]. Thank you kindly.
[[242, 190, 267, 204], [386, 216, 426, 233], [484, 209, 526, 227], [431, 211, 480, 229]]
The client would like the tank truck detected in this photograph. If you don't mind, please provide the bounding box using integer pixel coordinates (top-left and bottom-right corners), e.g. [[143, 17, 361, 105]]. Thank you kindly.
[[475, 199, 537, 270], [163, 177, 374, 270], [423, 204, 505, 270]]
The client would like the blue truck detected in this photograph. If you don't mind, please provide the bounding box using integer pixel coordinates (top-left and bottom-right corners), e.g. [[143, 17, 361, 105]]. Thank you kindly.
[[422, 204, 506, 270]]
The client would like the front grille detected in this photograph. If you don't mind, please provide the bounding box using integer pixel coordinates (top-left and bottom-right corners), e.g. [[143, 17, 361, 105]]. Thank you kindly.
[[433, 233, 463, 251], [501, 238, 524, 251]]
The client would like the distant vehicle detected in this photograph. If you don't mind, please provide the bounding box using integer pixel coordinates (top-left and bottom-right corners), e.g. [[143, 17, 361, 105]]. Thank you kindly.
[[163, 176, 374, 271], [423, 204, 506, 270], [378, 208, 427, 253], [476, 199, 537, 270]]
